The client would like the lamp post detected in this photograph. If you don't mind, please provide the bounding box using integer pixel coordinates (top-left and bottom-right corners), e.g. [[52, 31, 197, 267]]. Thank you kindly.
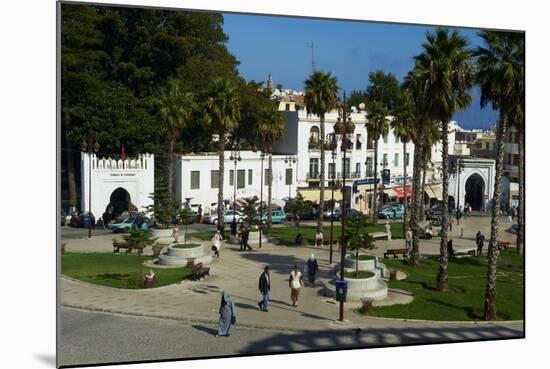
[[328, 134, 337, 265], [456, 159, 465, 216], [380, 159, 387, 208], [259, 151, 265, 249], [81, 137, 100, 239], [229, 144, 242, 224], [284, 155, 296, 202], [333, 92, 355, 322]]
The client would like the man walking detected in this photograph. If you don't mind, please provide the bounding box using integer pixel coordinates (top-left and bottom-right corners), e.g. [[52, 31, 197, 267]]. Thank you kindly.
[[289, 264, 304, 307], [477, 233, 485, 256], [258, 266, 271, 312]]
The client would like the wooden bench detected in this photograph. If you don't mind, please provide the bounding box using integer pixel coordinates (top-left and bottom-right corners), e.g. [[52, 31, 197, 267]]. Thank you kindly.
[[322, 237, 339, 247], [497, 241, 511, 250], [371, 232, 390, 240], [189, 262, 210, 281], [384, 248, 409, 259]]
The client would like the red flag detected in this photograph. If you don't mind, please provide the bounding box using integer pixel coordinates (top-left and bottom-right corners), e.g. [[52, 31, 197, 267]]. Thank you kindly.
[[121, 144, 127, 161]]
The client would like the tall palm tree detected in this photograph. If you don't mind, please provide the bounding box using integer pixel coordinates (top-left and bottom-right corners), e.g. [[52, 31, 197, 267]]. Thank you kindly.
[[420, 120, 442, 219], [257, 107, 286, 229], [204, 78, 241, 232], [304, 71, 339, 231], [157, 79, 196, 196], [413, 27, 474, 291], [475, 31, 524, 320], [512, 103, 524, 256], [404, 65, 432, 266], [392, 92, 416, 235], [367, 101, 390, 223]]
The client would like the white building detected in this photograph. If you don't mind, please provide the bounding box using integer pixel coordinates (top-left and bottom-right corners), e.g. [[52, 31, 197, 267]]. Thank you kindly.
[[175, 151, 298, 216], [448, 155, 496, 211], [81, 153, 155, 218]]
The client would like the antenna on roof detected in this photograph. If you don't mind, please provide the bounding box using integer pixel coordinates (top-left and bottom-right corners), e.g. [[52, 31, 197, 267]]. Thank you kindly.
[[308, 42, 316, 72]]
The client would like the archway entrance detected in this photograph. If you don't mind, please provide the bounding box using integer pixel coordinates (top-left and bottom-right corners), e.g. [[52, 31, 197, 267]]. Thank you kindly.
[[465, 174, 485, 210], [108, 187, 132, 218]]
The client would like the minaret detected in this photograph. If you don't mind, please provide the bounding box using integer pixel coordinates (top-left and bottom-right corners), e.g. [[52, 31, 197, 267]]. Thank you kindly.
[[267, 73, 273, 92]]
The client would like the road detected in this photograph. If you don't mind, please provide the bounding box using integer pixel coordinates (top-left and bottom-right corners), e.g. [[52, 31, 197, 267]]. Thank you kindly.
[[59, 307, 523, 367]]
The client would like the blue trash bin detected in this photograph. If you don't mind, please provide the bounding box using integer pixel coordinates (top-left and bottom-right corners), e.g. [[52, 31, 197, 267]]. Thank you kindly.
[[335, 279, 348, 302], [81, 215, 90, 228]]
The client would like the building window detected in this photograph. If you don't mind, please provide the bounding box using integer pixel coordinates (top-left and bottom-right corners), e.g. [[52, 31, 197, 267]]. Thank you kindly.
[[248, 169, 253, 185], [264, 168, 270, 184], [383, 134, 388, 144], [328, 163, 335, 179], [355, 163, 361, 177], [367, 137, 374, 150], [486, 142, 490, 149], [190, 171, 200, 189], [229, 169, 234, 186], [285, 168, 293, 185], [210, 170, 219, 189], [343, 158, 350, 177], [366, 157, 374, 177], [309, 158, 319, 178], [285, 103, 291, 111], [383, 153, 388, 166], [394, 153, 399, 167], [355, 134, 362, 150], [405, 153, 410, 167], [309, 126, 320, 142], [237, 169, 246, 189]]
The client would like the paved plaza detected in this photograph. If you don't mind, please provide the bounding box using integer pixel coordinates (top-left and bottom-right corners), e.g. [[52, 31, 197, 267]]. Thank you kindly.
[[59, 213, 522, 365]]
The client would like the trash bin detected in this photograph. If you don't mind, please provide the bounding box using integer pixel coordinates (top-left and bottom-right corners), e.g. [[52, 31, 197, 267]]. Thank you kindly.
[[81, 215, 90, 228], [335, 279, 348, 302]]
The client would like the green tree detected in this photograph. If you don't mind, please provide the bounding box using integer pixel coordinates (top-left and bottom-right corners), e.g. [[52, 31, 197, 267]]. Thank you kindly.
[[392, 90, 416, 236], [366, 70, 401, 111], [413, 27, 474, 291], [178, 208, 195, 244], [475, 31, 524, 320], [511, 103, 524, 256], [112, 229, 158, 254], [345, 214, 377, 278], [203, 78, 241, 232], [366, 101, 390, 223], [241, 196, 260, 226], [145, 176, 177, 228], [304, 71, 339, 231], [156, 79, 196, 195], [286, 194, 313, 235]]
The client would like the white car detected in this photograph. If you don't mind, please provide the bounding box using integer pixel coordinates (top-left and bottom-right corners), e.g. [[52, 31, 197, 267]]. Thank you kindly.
[[209, 210, 244, 224]]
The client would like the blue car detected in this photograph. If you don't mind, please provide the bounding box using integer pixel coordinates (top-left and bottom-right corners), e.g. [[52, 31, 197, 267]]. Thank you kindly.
[[378, 205, 404, 219], [110, 217, 151, 233]]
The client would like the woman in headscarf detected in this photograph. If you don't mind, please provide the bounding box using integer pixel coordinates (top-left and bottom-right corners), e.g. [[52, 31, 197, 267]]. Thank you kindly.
[[307, 253, 319, 285], [216, 290, 236, 337]]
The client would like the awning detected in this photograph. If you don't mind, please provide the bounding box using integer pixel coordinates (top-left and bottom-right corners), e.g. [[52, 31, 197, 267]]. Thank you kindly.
[[425, 185, 443, 201], [298, 188, 342, 203], [384, 188, 398, 198], [392, 185, 413, 199]]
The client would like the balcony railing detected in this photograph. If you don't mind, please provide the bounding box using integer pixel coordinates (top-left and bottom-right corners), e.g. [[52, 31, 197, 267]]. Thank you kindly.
[[306, 171, 320, 180]]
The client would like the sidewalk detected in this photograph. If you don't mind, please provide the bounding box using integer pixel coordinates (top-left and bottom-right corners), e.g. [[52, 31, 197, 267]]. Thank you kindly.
[[61, 216, 522, 336]]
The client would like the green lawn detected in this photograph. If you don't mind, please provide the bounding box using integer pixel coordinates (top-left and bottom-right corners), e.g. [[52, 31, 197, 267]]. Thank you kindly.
[[61, 252, 191, 289], [369, 250, 524, 321]]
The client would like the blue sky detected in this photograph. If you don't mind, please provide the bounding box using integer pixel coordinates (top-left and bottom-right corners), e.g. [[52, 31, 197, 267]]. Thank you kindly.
[[223, 13, 498, 130]]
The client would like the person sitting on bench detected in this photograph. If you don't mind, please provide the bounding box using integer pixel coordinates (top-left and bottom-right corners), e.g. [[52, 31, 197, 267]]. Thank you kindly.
[[315, 230, 323, 247]]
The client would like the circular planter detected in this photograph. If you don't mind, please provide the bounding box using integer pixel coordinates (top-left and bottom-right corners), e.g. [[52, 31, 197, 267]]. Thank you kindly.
[[327, 272, 388, 301], [165, 244, 204, 258], [152, 228, 174, 239], [157, 243, 212, 267], [247, 231, 268, 244], [344, 254, 377, 272]]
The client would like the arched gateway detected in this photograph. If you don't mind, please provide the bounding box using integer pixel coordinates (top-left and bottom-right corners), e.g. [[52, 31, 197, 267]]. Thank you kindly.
[[81, 153, 154, 219], [465, 173, 485, 210]]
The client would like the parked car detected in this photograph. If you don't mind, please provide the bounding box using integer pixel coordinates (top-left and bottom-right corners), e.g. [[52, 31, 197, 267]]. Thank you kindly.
[[425, 204, 444, 220], [110, 217, 152, 233], [255, 210, 287, 224], [332, 208, 361, 221], [378, 204, 404, 219], [209, 210, 244, 224], [70, 211, 96, 228]]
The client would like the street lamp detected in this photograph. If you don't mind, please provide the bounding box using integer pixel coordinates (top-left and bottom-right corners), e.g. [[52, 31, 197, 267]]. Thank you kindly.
[[456, 159, 465, 216], [81, 137, 100, 239], [328, 134, 337, 265], [284, 155, 296, 202], [333, 92, 355, 322], [229, 144, 242, 224], [379, 160, 387, 208], [259, 151, 266, 249]]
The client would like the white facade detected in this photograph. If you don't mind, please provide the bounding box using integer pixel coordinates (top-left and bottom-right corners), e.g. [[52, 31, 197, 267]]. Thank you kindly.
[[81, 153, 155, 218], [175, 151, 298, 216], [448, 156, 496, 210]]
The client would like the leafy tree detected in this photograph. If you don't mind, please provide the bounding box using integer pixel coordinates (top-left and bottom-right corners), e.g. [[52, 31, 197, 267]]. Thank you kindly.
[[145, 176, 177, 228], [366, 70, 402, 111], [345, 214, 377, 278], [241, 196, 259, 226], [475, 31, 524, 320], [203, 77, 241, 232], [286, 194, 313, 234], [112, 229, 158, 254], [304, 71, 339, 231]]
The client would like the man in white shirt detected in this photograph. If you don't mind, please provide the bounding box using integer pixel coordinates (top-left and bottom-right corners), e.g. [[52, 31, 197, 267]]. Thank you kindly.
[[289, 264, 304, 307]]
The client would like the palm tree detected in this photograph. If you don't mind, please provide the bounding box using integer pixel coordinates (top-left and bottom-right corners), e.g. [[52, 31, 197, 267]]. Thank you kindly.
[[366, 101, 390, 224], [203, 78, 241, 232], [512, 103, 524, 256], [157, 79, 196, 196], [413, 27, 474, 291], [257, 107, 286, 229], [304, 71, 339, 231], [420, 120, 442, 220], [392, 91, 416, 236], [475, 31, 524, 320]]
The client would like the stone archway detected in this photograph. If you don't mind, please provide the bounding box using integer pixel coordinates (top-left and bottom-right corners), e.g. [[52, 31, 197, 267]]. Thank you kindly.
[[465, 173, 485, 211], [108, 187, 132, 218]]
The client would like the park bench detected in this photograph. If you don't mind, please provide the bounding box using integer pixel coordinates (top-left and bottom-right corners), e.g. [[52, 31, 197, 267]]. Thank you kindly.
[[112, 243, 143, 254], [383, 248, 409, 259], [497, 241, 511, 250], [188, 262, 210, 281], [322, 237, 339, 247], [371, 232, 389, 240]]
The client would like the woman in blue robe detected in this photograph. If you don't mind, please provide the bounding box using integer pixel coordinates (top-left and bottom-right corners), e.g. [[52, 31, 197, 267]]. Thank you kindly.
[[217, 290, 236, 336]]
